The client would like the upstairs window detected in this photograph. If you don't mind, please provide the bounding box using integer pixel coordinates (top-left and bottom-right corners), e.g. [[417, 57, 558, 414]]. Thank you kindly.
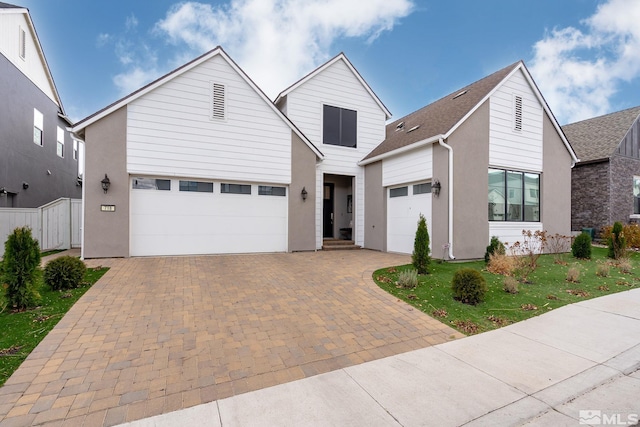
[[56, 127, 64, 157], [323, 105, 357, 148], [211, 82, 226, 120], [19, 27, 26, 59], [33, 109, 43, 146]]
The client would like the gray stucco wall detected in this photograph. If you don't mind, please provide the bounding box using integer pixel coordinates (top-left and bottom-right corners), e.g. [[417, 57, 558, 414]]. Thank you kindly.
[[83, 107, 129, 258], [571, 161, 610, 234], [446, 100, 491, 260], [363, 161, 385, 251], [288, 131, 316, 251], [541, 112, 572, 237], [0, 55, 81, 208]]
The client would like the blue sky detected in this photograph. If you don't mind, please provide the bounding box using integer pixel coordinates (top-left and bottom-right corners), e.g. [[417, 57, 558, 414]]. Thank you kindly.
[[18, 0, 640, 125]]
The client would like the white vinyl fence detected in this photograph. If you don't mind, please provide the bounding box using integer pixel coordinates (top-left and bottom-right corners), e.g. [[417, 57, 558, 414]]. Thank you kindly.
[[0, 198, 81, 257]]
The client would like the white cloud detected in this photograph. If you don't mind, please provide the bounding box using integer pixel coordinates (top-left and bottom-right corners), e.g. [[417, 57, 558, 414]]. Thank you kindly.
[[125, 14, 139, 31], [113, 66, 160, 95], [530, 0, 640, 124], [96, 33, 111, 47], [153, 0, 414, 98]]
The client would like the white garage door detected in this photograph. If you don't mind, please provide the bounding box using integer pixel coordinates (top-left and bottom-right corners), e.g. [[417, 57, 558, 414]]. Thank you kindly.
[[130, 178, 288, 256], [387, 183, 432, 254]]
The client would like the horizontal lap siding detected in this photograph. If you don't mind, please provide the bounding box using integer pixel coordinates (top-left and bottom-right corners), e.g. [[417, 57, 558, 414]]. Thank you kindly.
[[382, 145, 432, 187], [489, 70, 542, 172], [127, 55, 292, 184]]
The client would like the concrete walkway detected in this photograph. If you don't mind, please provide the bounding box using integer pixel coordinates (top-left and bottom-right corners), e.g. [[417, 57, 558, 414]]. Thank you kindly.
[[119, 288, 640, 427], [0, 251, 463, 426]]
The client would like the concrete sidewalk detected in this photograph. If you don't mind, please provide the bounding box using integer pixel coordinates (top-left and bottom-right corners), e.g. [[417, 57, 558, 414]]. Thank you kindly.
[[120, 288, 640, 427]]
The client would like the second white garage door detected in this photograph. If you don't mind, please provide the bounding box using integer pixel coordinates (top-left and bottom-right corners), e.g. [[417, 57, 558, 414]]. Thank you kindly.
[[130, 178, 288, 256], [387, 182, 432, 254]]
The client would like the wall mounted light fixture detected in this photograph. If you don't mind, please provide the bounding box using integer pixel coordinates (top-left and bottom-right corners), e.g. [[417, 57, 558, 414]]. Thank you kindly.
[[101, 174, 111, 193], [22, 182, 29, 190], [301, 186, 308, 201], [432, 180, 441, 197]]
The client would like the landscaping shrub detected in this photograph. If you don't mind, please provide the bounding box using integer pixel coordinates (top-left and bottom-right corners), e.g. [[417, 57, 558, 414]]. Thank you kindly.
[[484, 236, 505, 263], [572, 233, 592, 259], [412, 214, 431, 274], [547, 233, 572, 264], [452, 268, 487, 305], [1, 227, 41, 309], [44, 256, 87, 291], [503, 276, 519, 294], [617, 259, 632, 274], [487, 253, 515, 276], [607, 221, 627, 260], [397, 269, 418, 289], [596, 263, 610, 278], [602, 223, 640, 249], [566, 266, 581, 283]]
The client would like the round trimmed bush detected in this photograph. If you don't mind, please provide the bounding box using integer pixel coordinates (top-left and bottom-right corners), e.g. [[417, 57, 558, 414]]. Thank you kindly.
[[452, 268, 487, 305], [44, 256, 87, 291], [572, 233, 592, 259]]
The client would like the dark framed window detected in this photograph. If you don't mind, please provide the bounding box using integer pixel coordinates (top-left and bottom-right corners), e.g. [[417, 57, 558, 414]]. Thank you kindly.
[[390, 186, 408, 198], [179, 181, 213, 193], [634, 177, 640, 214], [132, 178, 171, 190], [221, 183, 251, 194], [488, 168, 539, 222], [323, 105, 357, 148], [413, 183, 432, 195], [258, 186, 286, 196]]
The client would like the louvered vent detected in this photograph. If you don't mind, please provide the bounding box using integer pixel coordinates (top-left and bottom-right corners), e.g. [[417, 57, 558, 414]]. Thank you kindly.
[[514, 95, 523, 131], [211, 83, 225, 120], [19, 27, 26, 59]]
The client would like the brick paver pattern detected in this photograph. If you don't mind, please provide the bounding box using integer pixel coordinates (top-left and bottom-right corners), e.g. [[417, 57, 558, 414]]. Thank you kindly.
[[0, 250, 463, 426]]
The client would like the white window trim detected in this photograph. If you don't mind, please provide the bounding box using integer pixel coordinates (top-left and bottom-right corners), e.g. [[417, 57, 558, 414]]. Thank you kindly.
[[56, 126, 64, 158], [33, 108, 43, 146]]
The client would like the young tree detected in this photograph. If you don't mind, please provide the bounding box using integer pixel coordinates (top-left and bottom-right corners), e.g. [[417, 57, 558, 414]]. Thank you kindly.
[[1, 227, 41, 309], [412, 214, 431, 274]]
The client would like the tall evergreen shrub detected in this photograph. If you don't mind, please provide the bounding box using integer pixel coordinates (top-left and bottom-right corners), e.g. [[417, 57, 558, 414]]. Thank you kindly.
[[1, 227, 41, 309], [608, 221, 627, 259], [412, 214, 431, 274]]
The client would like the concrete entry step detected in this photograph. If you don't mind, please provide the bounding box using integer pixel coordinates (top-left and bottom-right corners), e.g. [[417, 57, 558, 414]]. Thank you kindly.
[[322, 239, 361, 250]]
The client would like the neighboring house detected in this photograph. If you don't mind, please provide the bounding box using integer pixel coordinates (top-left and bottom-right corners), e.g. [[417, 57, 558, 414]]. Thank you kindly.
[[563, 106, 640, 236], [360, 61, 578, 260], [0, 2, 82, 208], [72, 47, 324, 258]]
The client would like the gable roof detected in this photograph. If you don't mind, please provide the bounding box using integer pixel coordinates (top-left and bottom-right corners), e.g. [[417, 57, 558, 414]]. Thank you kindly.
[[274, 52, 391, 120], [72, 47, 323, 159], [562, 106, 640, 163], [0, 3, 66, 114], [360, 61, 578, 165]]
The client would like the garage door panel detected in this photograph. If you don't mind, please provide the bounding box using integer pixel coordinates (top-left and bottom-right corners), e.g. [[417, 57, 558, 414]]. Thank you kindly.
[[387, 190, 432, 254]]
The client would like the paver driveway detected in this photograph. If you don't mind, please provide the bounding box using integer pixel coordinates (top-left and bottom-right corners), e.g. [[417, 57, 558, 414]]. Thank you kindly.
[[0, 250, 463, 427]]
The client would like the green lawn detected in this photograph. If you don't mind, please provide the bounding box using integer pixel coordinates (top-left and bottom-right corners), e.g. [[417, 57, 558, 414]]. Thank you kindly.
[[0, 267, 109, 386], [374, 247, 638, 335]]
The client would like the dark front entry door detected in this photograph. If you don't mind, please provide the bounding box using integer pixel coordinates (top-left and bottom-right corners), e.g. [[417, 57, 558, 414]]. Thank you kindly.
[[323, 183, 334, 238]]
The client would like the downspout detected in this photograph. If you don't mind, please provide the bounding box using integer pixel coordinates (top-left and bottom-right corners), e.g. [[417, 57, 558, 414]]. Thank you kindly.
[[438, 137, 455, 260]]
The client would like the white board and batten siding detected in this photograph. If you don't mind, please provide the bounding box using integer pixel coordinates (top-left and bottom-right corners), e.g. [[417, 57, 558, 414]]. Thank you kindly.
[[127, 54, 292, 185], [489, 69, 543, 172], [489, 222, 543, 253], [284, 59, 387, 248]]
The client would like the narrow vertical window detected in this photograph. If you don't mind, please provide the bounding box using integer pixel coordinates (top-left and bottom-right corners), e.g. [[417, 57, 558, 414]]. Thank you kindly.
[[211, 82, 226, 120], [73, 140, 78, 160], [33, 108, 43, 146], [56, 126, 64, 157], [513, 95, 523, 131], [19, 27, 26, 59]]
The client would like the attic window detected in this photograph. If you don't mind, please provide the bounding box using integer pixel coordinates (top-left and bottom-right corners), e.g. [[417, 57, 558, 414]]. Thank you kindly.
[[395, 122, 405, 131], [407, 125, 420, 133], [513, 95, 523, 131], [453, 90, 468, 99], [211, 82, 226, 120], [19, 27, 26, 60]]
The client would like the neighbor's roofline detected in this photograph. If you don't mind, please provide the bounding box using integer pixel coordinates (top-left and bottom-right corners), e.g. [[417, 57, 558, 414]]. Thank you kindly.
[[274, 52, 391, 120], [71, 47, 323, 159]]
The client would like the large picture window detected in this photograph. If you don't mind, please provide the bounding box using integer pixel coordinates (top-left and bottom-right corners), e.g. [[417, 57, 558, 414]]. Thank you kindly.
[[323, 105, 357, 148], [488, 168, 539, 222]]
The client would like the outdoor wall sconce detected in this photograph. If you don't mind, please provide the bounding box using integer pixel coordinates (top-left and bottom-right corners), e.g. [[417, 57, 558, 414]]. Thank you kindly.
[[301, 186, 308, 201], [432, 180, 441, 197], [22, 182, 29, 190], [101, 174, 111, 193]]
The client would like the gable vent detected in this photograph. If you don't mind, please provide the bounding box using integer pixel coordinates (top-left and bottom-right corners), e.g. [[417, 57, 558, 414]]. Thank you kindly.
[[19, 27, 26, 59], [514, 95, 523, 131], [211, 82, 226, 120]]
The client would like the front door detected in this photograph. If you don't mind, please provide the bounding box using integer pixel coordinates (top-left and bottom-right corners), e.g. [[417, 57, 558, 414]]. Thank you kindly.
[[323, 183, 334, 238]]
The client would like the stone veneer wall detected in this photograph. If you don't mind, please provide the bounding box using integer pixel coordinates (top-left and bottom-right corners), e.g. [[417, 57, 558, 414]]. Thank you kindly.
[[571, 160, 610, 236], [610, 155, 640, 225]]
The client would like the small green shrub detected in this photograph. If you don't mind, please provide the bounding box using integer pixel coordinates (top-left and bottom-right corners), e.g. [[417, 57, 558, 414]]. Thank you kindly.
[[503, 276, 519, 294], [485, 236, 506, 263], [1, 227, 41, 309], [412, 214, 431, 274], [572, 233, 592, 259], [44, 256, 87, 291], [607, 221, 627, 260], [397, 269, 418, 289], [452, 268, 487, 305]]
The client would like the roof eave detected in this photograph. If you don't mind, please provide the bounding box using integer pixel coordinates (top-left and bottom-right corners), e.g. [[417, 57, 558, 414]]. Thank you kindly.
[[358, 134, 444, 166]]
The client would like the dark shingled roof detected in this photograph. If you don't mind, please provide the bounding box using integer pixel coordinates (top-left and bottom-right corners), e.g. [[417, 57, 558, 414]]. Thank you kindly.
[[562, 106, 640, 162], [0, 2, 22, 8], [363, 61, 521, 161]]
